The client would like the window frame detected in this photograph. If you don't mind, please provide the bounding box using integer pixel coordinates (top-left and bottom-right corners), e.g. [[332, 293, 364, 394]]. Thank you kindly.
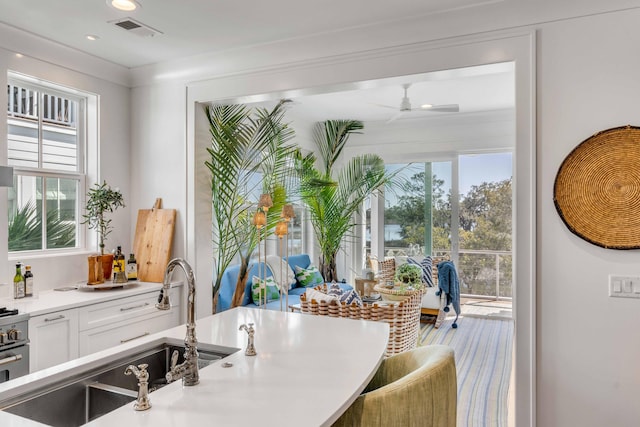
[[7, 74, 89, 256]]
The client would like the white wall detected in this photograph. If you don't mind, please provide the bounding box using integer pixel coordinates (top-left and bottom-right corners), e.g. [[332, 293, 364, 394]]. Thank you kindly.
[[537, 11, 640, 426], [129, 83, 186, 260]]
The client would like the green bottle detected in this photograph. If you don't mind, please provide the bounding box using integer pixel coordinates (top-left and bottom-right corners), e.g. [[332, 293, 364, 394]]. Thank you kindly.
[[13, 263, 25, 299]]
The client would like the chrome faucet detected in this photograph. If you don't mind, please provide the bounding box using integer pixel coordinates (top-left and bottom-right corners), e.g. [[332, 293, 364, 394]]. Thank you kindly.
[[124, 363, 152, 411], [156, 258, 199, 386], [239, 323, 257, 356]]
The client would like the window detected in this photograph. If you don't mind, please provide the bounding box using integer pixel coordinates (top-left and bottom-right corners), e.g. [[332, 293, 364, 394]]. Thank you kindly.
[[7, 76, 87, 253], [367, 153, 513, 299], [288, 202, 305, 255]]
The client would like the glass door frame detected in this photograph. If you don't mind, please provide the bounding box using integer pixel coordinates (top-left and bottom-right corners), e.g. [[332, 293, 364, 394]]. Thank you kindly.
[[366, 154, 460, 267]]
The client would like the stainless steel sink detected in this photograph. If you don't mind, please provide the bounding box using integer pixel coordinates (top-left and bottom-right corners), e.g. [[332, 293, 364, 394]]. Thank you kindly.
[[0, 338, 236, 426]]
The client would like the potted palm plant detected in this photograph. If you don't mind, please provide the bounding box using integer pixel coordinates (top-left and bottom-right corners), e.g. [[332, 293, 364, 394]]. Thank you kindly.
[[82, 181, 125, 281], [296, 120, 398, 282]]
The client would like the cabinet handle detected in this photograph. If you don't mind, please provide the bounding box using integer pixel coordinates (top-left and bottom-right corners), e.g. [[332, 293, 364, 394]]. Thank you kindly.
[[44, 315, 65, 322], [120, 332, 150, 343], [0, 354, 22, 366], [120, 302, 150, 312]]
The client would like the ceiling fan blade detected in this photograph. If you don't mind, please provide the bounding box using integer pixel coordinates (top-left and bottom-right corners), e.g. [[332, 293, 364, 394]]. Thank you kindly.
[[369, 102, 399, 110], [385, 111, 404, 124], [421, 104, 459, 112]]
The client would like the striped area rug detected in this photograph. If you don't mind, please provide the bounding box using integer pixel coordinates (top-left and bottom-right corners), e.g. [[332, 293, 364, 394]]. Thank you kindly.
[[420, 316, 514, 427]]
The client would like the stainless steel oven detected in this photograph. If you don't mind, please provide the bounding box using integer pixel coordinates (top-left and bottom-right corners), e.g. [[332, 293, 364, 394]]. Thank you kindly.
[[0, 309, 29, 384]]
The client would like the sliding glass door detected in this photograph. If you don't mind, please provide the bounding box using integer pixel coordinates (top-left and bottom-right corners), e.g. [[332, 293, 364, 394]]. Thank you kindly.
[[367, 152, 512, 299]]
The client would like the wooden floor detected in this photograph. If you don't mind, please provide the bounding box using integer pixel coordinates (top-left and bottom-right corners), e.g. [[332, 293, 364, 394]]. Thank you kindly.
[[461, 297, 514, 426]]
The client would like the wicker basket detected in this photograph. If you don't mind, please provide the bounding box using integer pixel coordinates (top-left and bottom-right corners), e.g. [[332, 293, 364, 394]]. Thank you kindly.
[[300, 284, 424, 357]]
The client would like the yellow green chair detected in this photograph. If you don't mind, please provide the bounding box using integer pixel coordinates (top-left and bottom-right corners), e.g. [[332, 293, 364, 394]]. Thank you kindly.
[[333, 345, 457, 427]]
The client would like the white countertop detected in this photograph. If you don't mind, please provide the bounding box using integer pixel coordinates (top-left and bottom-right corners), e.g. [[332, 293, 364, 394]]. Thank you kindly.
[[0, 282, 169, 316], [0, 307, 389, 427]]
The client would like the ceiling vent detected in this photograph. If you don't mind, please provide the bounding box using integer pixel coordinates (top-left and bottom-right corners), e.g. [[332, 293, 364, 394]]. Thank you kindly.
[[110, 17, 163, 37]]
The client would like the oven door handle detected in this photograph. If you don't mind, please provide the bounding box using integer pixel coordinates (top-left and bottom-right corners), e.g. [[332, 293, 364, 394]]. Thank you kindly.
[[0, 353, 22, 367]]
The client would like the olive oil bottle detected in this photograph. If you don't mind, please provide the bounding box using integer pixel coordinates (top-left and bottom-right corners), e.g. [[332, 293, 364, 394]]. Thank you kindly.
[[13, 263, 25, 299], [126, 253, 138, 281]]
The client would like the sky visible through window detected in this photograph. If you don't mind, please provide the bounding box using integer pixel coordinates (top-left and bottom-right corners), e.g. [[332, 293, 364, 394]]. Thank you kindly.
[[458, 152, 512, 195], [385, 152, 512, 206]]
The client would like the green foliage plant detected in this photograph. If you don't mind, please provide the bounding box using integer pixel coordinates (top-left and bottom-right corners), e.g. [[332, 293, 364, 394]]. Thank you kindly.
[[205, 100, 296, 312], [394, 263, 423, 289], [82, 181, 125, 255], [9, 201, 76, 251], [296, 120, 398, 282]]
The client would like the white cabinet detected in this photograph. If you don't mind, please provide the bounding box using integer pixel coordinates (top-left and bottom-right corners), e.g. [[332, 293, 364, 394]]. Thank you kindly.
[[29, 308, 79, 372], [28, 285, 183, 373], [78, 286, 182, 356]]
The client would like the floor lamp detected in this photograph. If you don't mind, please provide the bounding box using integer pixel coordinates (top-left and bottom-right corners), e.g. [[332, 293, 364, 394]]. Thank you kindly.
[[275, 219, 288, 311], [255, 194, 273, 309], [280, 204, 295, 311], [252, 208, 267, 308]]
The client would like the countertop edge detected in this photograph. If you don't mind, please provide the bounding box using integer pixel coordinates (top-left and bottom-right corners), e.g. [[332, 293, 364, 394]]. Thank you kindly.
[[0, 282, 183, 317]]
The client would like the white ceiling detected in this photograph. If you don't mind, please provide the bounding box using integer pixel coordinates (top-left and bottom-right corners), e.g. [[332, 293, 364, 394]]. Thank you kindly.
[[0, 0, 493, 69], [243, 62, 515, 152], [1, 0, 514, 148], [278, 63, 515, 124]]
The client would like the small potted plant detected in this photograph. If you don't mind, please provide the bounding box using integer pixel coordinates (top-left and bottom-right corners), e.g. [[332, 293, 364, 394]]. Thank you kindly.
[[82, 181, 125, 281], [394, 263, 423, 290]]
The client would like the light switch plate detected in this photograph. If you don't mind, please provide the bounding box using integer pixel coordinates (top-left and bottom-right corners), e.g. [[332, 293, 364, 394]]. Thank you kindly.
[[609, 275, 640, 299]]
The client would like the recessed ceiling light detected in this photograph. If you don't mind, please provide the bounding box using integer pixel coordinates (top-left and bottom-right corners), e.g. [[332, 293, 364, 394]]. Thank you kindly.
[[108, 0, 140, 11], [15, 53, 23, 58], [86, 34, 100, 41], [421, 104, 433, 109]]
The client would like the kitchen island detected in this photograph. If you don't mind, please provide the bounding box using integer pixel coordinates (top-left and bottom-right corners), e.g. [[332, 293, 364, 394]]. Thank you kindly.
[[0, 306, 389, 426]]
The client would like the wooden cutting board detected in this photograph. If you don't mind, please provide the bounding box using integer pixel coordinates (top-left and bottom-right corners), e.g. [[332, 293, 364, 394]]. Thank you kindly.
[[133, 198, 176, 282]]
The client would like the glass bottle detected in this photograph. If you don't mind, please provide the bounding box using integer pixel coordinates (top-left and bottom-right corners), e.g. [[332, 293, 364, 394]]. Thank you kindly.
[[112, 246, 126, 280], [13, 263, 25, 299], [24, 265, 33, 297], [126, 253, 138, 281]]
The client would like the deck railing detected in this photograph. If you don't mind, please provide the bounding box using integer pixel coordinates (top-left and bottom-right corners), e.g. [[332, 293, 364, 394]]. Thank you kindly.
[[382, 247, 513, 300], [7, 84, 76, 127]]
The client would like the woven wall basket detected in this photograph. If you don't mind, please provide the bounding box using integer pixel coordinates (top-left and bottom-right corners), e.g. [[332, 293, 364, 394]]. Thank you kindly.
[[554, 125, 640, 249]]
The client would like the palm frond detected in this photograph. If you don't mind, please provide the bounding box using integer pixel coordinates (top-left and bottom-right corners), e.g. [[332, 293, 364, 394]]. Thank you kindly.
[[205, 100, 298, 310], [9, 201, 76, 251], [298, 119, 398, 280], [313, 119, 364, 176]]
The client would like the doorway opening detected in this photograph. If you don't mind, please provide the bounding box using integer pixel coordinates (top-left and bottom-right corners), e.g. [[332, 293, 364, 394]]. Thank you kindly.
[[189, 31, 535, 427]]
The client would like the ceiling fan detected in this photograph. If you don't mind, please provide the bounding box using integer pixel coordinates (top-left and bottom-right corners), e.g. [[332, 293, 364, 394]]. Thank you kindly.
[[380, 83, 459, 123]]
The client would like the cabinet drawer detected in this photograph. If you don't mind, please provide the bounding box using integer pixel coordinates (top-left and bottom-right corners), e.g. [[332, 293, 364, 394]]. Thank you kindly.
[[78, 286, 179, 331], [78, 309, 179, 356]]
